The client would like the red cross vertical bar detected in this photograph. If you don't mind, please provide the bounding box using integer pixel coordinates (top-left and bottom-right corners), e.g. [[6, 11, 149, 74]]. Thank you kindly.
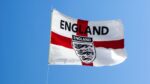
[[76, 19, 93, 66]]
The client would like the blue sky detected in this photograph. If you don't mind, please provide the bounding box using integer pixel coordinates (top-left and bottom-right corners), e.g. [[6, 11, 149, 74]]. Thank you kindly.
[[1, 0, 150, 84]]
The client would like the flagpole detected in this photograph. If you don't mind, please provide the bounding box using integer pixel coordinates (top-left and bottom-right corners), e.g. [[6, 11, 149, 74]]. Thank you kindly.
[[46, 5, 55, 84]]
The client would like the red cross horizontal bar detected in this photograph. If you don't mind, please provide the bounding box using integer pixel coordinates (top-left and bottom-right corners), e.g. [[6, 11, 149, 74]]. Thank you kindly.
[[50, 31, 124, 49]]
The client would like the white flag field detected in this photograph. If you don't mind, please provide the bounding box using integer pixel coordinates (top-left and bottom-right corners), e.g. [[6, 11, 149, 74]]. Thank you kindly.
[[48, 9, 127, 67]]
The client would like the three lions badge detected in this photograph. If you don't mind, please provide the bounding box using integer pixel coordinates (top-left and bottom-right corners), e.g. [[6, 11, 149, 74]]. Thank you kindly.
[[72, 35, 96, 64]]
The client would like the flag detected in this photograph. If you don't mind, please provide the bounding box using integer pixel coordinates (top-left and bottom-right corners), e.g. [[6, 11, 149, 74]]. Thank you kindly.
[[48, 9, 127, 67]]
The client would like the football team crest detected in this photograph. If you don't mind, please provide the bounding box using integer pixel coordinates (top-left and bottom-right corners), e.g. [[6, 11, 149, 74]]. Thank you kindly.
[[72, 35, 96, 64]]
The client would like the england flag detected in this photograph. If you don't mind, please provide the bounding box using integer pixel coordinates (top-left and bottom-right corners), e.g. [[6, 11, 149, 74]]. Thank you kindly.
[[48, 9, 127, 67]]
